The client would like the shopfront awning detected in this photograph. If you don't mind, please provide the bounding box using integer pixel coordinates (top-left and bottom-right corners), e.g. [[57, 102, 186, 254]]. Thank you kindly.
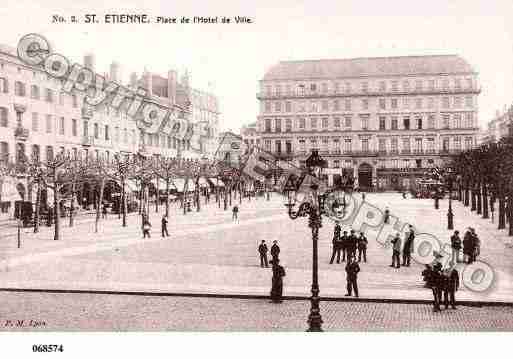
[[0, 177, 21, 202], [209, 178, 225, 187], [172, 178, 196, 192]]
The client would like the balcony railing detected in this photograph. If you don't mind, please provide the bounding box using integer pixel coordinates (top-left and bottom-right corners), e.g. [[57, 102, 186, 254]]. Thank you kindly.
[[14, 126, 29, 140], [256, 86, 481, 100], [82, 135, 94, 146]]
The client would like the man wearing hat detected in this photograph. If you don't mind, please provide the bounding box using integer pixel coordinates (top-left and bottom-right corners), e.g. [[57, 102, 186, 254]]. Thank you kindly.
[[270, 258, 286, 303], [402, 225, 415, 267], [463, 228, 474, 264], [341, 230, 349, 262], [431, 261, 444, 312], [271, 240, 280, 262], [347, 229, 358, 260], [258, 240, 269, 268], [330, 221, 342, 264], [450, 230, 462, 264], [390, 232, 402, 268], [345, 254, 360, 297], [443, 266, 460, 310]]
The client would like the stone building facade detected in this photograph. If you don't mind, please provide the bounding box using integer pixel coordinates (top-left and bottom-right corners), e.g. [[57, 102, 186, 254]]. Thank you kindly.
[[256, 55, 480, 190]]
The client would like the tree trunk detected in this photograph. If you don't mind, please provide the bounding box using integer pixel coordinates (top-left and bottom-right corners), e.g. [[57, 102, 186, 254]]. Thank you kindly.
[[53, 174, 60, 241], [155, 178, 159, 213], [122, 177, 127, 227], [464, 185, 469, 207], [499, 196, 506, 230], [471, 187, 476, 211], [508, 195, 513, 236], [69, 184, 75, 227], [183, 179, 188, 215], [476, 184, 482, 215], [165, 179, 170, 218], [94, 178, 105, 233], [33, 181, 41, 233], [482, 184, 489, 219]]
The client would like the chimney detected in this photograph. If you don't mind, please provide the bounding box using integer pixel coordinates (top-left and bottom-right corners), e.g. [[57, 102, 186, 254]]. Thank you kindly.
[[110, 62, 120, 82], [84, 53, 95, 71], [167, 69, 177, 105]]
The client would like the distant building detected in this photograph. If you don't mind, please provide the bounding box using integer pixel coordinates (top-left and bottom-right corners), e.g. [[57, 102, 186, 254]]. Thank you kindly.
[[241, 122, 260, 148], [256, 55, 480, 190], [482, 106, 513, 143]]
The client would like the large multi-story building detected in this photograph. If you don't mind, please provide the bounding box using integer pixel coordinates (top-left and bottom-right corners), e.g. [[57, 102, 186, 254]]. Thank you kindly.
[[482, 106, 513, 143], [0, 43, 220, 213], [134, 69, 220, 158], [256, 55, 480, 190]]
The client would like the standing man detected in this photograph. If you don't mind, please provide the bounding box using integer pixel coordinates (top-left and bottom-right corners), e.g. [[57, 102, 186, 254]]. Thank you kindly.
[[232, 204, 239, 222], [443, 267, 460, 310], [258, 240, 269, 268], [450, 230, 462, 264], [390, 232, 401, 268], [102, 204, 108, 219], [341, 230, 349, 262], [348, 230, 358, 260], [357, 232, 368, 263], [345, 254, 360, 297], [270, 258, 286, 303], [142, 217, 152, 239], [271, 240, 280, 262], [402, 225, 415, 267], [330, 221, 342, 264], [383, 208, 390, 224], [463, 228, 473, 264], [431, 262, 443, 312], [161, 215, 169, 238]]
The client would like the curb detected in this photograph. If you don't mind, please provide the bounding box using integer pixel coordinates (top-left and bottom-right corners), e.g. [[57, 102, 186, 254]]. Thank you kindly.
[[1, 287, 512, 307]]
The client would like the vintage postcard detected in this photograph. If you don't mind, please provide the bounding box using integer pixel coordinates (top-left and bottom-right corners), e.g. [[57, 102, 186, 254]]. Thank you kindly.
[[0, 0, 513, 356]]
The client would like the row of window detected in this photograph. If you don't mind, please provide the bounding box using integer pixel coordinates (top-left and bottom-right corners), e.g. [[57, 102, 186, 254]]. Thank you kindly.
[[0, 142, 117, 164], [262, 112, 475, 132], [263, 136, 474, 153], [0, 77, 79, 107], [262, 96, 474, 113], [264, 77, 475, 97]]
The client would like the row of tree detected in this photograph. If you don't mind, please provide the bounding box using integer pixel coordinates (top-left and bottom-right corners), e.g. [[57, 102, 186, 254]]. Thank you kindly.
[[449, 134, 513, 236], [0, 153, 263, 242]]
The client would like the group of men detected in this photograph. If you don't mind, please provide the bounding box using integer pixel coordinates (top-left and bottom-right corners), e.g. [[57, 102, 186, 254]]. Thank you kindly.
[[390, 225, 415, 268], [258, 240, 280, 268], [449, 227, 481, 265], [257, 240, 285, 303], [422, 258, 460, 312], [329, 222, 369, 264]]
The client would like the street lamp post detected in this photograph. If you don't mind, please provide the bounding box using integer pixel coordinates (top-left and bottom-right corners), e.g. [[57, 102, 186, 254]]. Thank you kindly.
[[283, 149, 331, 332], [446, 168, 454, 230]]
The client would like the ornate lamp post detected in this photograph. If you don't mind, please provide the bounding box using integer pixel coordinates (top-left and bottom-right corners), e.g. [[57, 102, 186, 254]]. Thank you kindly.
[[283, 149, 332, 332], [446, 167, 455, 230]]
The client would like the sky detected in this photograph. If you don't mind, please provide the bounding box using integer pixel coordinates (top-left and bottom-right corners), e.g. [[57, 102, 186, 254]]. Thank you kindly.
[[0, 0, 512, 133]]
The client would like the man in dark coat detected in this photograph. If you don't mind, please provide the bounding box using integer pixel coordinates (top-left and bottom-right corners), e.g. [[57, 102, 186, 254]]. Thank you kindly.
[[402, 225, 415, 267], [161, 215, 169, 238], [341, 230, 349, 262], [450, 230, 462, 264], [383, 208, 390, 224], [258, 240, 269, 268], [270, 258, 286, 303], [443, 267, 460, 309], [330, 222, 342, 264], [347, 230, 358, 260], [357, 232, 368, 263], [390, 232, 402, 268], [431, 262, 443, 312], [463, 229, 474, 264], [271, 240, 280, 261], [345, 254, 360, 297]]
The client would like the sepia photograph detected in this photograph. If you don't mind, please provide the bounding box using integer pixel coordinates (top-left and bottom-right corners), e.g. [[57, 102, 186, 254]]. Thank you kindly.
[[1, 0, 513, 356]]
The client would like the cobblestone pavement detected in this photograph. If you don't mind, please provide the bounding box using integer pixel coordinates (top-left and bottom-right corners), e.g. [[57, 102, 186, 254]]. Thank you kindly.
[[1, 291, 513, 331], [1, 193, 513, 303]]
